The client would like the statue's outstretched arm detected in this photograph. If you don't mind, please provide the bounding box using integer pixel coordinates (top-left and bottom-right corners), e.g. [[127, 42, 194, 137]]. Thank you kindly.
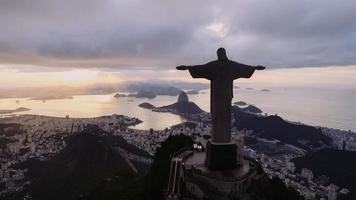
[[176, 64, 208, 70], [176, 65, 189, 70], [255, 65, 266, 70], [231, 61, 265, 70], [230, 61, 265, 79], [176, 63, 213, 79]]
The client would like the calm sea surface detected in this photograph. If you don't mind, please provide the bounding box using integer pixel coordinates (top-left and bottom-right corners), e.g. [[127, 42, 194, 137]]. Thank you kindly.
[[0, 87, 355, 131]]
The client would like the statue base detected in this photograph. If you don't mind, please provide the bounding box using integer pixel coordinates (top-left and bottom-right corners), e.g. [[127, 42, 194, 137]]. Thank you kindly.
[[205, 141, 238, 170], [166, 147, 266, 199]]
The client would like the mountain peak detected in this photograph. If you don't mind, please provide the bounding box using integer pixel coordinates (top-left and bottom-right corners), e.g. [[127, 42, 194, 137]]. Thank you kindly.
[[177, 91, 189, 103]]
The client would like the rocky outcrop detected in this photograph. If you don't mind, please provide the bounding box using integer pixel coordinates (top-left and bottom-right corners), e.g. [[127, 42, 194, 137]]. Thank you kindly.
[[138, 103, 156, 109], [177, 91, 189, 103], [154, 91, 203, 115]]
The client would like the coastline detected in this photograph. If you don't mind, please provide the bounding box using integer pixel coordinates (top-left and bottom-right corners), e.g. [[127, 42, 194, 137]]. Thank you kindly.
[[0, 107, 355, 135], [0, 107, 31, 114]]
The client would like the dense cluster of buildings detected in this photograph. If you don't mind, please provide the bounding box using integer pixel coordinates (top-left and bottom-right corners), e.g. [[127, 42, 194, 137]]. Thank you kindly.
[[0, 114, 140, 196], [118, 120, 210, 156], [246, 146, 349, 200], [115, 115, 351, 200], [321, 127, 356, 151], [0, 112, 354, 199]]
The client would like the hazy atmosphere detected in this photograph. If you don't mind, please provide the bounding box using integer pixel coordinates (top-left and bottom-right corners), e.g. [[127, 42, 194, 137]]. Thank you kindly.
[[1, 0, 356, 88], [1, 1, 356, 200]]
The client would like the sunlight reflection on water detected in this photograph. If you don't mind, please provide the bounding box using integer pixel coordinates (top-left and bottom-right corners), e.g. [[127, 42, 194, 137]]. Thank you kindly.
[[0, 87, 355, 131]]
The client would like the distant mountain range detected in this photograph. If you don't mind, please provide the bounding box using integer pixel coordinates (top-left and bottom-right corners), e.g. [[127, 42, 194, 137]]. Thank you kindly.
[[115, 90, 157, 99], [0, 107, 30, 114], [123, 83, 182, 96], [0, 80, 208, 100]]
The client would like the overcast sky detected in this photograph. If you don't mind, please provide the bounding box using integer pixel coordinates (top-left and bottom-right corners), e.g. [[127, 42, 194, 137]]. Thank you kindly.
[[1, 0, 356, 72]]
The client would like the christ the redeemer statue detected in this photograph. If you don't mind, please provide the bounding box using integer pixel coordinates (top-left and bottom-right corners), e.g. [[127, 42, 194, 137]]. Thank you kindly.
[[177, 48, 265, 170]]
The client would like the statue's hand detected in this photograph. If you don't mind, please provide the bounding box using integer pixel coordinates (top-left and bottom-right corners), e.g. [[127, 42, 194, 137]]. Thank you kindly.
[[176, 65, 189, 70], [255, 65, 266, 70]]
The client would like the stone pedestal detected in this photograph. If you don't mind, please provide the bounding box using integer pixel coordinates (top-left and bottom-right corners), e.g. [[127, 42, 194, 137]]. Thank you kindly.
[[205, 141, 238, 170]]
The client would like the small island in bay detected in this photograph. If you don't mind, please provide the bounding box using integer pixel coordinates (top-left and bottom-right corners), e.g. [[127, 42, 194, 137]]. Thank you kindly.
[[0, 107, 31, 114], [114, 93, 128, 98], [138, 102, 156, 109], [245, 87, 254, 90], [30, 95, 73, 101], [114, 90, 156, 99], [153, 91, 203, 115], [261, 89, 270, 92]]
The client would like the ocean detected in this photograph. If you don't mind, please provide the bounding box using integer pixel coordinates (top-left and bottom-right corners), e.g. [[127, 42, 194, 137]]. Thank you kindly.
[[0, 87, 355, 131]]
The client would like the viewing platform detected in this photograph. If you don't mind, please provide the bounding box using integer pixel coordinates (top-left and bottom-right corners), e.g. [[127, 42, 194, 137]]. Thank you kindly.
[[167, 147, 265, 200]]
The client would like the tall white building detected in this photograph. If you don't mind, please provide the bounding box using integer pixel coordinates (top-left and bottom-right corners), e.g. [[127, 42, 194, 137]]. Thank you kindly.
[[286, 162, 295, 172], [328, 184, 338, 200], [301, 168, 314, 182]]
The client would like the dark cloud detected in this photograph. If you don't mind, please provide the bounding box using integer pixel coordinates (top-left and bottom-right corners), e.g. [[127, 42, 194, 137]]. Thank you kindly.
[[0, 0, 356, 71]]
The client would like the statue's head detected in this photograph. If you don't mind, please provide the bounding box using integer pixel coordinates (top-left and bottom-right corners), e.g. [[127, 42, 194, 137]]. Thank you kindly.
[[217, 48, 228, 61]]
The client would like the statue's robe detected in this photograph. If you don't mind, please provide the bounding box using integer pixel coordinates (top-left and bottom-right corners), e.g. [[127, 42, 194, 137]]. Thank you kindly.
[[188, 60, 255, 143]]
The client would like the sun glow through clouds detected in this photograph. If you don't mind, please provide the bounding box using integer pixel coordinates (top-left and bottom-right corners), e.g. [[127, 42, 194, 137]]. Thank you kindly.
[[61, 70, 99, 82], [206, 22, 230, 38]]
